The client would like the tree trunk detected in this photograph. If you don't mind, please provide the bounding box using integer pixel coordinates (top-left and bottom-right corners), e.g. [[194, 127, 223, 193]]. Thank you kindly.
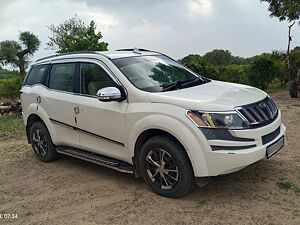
[[19, 65, 26, 76], [16, 54, 26, 76], [287, 22, 296, 83]]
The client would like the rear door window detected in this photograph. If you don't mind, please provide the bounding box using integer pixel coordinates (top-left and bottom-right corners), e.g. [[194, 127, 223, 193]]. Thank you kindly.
[[49, 63, 75, 92], [25, 65, 49, 85]]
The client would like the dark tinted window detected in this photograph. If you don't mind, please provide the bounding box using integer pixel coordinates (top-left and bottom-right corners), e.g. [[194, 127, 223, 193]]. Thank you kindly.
[[25, 65, 49, 85], [49, 63, 75, 92], [80, 63, 117, 96]]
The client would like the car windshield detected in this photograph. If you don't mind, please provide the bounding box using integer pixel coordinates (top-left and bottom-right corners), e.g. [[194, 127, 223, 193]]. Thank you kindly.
[[112, 55, 208, 92]]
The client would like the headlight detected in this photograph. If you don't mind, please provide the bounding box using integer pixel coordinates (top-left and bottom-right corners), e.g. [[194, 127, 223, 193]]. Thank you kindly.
[[187, 111, 248, 129]]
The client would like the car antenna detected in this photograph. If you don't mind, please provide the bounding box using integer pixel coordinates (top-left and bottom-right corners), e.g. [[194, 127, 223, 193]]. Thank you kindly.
[[133, 47, 142, 54]]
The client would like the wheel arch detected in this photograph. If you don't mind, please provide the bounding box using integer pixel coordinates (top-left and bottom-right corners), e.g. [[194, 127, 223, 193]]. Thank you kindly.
[[133, 128, 195, 177], [26, 114, 45, 143], [26, 113, 57, 144]]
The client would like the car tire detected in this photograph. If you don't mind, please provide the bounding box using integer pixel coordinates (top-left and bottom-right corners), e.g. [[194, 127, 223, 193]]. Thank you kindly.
[[30, 121, 58, 162], [139, 135, 194, 198], [289, 81, 298, 98]]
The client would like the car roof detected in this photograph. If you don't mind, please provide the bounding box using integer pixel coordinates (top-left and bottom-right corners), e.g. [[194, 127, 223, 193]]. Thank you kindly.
[[34, 48, 163, 64]]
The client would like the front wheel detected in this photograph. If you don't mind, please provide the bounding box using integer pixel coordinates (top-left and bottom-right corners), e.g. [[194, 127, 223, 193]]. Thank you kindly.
[[139, 135, 194, 198], [30, 121, 58, 162]]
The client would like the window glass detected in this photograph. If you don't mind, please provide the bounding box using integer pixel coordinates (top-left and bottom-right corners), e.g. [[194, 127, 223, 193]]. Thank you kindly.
[[25, 65, 49, 85], [49, 63, 75, 92], [112, 55, 198, 92], [80, 63, 117, 96]]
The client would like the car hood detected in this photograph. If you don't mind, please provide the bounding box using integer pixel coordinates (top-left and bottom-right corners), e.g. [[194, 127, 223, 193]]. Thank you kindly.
[[149, 80, 267, 111]]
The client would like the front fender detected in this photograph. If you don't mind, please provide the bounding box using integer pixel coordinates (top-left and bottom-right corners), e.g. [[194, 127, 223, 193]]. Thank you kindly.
[[127, 108, 210, 177]]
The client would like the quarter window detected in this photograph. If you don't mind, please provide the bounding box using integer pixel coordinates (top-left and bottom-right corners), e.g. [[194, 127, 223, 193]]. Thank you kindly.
[[80, 63, 117, 96], [25, 65, 49, 85], [49, 63, 75, 92]]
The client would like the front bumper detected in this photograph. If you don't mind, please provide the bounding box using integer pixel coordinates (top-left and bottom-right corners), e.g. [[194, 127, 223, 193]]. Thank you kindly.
[[198, 111, 286, 176]]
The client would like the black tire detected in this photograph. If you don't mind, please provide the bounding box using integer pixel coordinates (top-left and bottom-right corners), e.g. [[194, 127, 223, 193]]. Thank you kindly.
[[29, 121, 58, 162], [139, 135, 194, 198], [289, 81, 298, 98]]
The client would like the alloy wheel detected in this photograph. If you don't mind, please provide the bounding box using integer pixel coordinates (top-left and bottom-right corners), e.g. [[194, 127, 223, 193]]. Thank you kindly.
[[32, 128, 47, 156], [145, 148, 179, 190]]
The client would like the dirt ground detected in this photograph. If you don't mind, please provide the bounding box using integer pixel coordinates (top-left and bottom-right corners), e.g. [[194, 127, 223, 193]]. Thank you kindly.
[[0, 91, 299, 225]]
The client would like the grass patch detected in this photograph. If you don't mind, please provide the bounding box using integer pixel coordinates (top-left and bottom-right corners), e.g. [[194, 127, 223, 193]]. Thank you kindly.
[[266, 86, 287, 94], [277, 182, 292, 190], [196, 199, 207, 207], [276, 181, 300, 194], [292, 104, 300, 107], [0, 97, 9, 102], [0, 114, 24, 136]]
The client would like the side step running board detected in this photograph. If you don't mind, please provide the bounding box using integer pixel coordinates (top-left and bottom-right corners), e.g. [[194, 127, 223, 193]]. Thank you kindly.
[[56, 147, 134, 174]]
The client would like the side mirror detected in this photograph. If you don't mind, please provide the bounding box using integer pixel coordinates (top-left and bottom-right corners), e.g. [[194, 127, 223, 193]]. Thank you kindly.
[[96, 87, 125, 102]]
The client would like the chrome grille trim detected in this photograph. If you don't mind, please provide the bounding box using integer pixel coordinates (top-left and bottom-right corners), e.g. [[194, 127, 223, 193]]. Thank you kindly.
[[235, 97, 278, 127]]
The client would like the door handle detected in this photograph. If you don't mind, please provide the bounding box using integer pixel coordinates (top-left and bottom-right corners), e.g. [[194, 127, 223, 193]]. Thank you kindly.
[[36, 96, 41, 103], [74, 104, 80, 114]]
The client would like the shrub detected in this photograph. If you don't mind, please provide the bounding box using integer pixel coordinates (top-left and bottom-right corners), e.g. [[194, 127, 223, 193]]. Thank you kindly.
[[0, 68, 19, 80], [217, 65, 249, 85], [248, 57, 276, 90], [0, 77, 23, 101]]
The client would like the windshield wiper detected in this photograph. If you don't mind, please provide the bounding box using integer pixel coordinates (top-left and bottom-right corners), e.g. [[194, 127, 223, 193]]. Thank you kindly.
[[161, 76, 206, 92], [162, 81, 182, 92], [180, 76, 203, 88]]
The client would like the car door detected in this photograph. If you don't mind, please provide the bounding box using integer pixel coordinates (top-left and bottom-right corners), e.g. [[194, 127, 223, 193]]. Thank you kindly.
[[42, 61, 80, 148], [73, 60, 128, 162]]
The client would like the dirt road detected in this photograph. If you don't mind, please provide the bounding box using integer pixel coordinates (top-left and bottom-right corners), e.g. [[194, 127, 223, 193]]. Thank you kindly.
[[0, 91, 299, 225]]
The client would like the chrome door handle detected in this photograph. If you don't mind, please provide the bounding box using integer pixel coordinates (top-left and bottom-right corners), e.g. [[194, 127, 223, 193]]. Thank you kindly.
[[74, 104, 80, 114]]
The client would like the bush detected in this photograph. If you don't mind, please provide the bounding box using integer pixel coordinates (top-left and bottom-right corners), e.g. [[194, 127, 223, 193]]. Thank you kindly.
[[0, 68, 19, 80], [248, 57, 276, 90], [0, 77, 23, 101], [217, 65, 249, 85]]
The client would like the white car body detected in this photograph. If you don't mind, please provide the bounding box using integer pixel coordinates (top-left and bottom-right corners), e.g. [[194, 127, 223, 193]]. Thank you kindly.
[[21, 49, 286, 193]]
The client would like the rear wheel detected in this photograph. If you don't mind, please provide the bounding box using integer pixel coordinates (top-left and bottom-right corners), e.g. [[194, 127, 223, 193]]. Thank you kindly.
[[139, 135, 194, 198], [289, 81, 298, 98], [30, 121, 57, 162]]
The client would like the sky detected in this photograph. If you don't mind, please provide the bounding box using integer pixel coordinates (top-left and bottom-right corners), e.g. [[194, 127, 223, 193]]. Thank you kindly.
[[1, 0, 300, 62]]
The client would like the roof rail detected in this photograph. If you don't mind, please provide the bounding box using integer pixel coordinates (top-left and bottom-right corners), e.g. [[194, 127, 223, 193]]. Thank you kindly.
[[116, 48, 164, 54], [35, 51, 109, 62], [117, 48, 170, 60], [116, 48, 151, 52]]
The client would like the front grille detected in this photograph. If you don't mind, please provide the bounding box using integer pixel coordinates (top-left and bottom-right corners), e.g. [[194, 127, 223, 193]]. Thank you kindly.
[[262, 126, 280, 145], [236, 97, 278, 128]]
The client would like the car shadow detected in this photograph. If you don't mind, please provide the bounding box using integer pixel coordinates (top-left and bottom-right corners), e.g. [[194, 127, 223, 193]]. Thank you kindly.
[[57, 154, 284, 200], [185, 158, 284, 201]]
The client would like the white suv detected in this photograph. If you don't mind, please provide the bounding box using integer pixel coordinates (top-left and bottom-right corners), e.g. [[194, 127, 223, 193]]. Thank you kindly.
[[21, 49, 286, 197]]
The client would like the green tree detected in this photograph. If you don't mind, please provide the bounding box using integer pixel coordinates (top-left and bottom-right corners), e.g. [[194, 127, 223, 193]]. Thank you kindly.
[[47, 16, 108, 53], [260, 0, 300, 21], [179, 54, 203, 65], [248, 57, 276, 90], [203, 49, 232, 66], [0, 31, 40, 76], [218, 65, 249, 85], [231, 56, 249, 65], [288, 50, 300, 80], [261, 0, 300, 82], [293, 46, 300, 52]]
